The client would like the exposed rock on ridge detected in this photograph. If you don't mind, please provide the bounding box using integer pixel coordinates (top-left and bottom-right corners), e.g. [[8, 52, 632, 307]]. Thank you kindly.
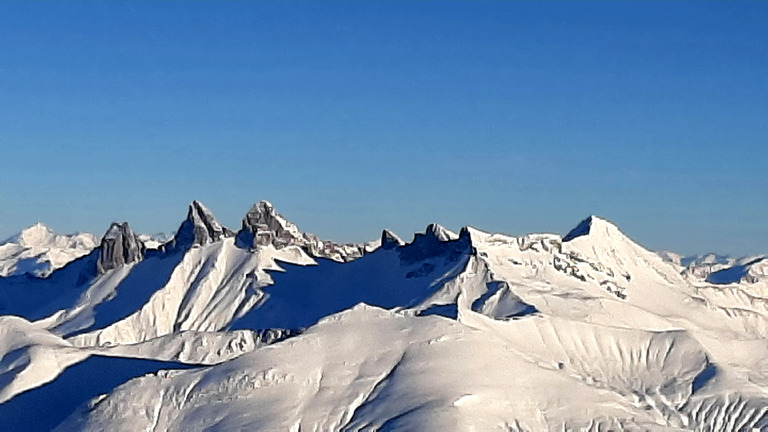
[[562, 215, 632, 244], [380, 229, 404, 250], [236, 201, 303, 250], [97, 222, 143, 274], [426, 223, 459, 242], [235, 201, 366, 262], [169, 201, 234, 250], [398, 223, 472, 264]]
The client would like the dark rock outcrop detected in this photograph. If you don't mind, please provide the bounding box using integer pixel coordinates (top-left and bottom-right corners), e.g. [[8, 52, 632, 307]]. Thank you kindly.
[[380, 229, 404, 250], [97, 222, 143, 274], [235, 201, 366, 262], [236, 201, 303, 250], [399, 223, 471, 264], [563, 217, 594, 242], [169, 201, 233, 250], [425, 223, 458, 242]]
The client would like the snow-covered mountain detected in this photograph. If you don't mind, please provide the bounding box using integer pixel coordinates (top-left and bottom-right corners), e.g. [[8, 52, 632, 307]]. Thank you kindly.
[[0, 224, 99, 277], [136, 232, 175, 250], [0, 224, 174, 277], [660, 251, 768, 288], [235, 200, 371, 262], [1, 203, 767, 431]]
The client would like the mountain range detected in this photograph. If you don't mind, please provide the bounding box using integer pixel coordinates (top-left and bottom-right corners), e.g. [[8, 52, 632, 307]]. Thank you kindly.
[[1, 200, 766, 431]]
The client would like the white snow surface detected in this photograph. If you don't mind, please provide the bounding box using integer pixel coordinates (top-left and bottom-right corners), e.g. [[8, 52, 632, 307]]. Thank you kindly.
[[0, 224, 99, 277], [1, 206, 767, 431], [136, 232, 174, 250]]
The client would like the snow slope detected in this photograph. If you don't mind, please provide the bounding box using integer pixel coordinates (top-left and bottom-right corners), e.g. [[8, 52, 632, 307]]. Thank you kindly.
[[1, 203, 767, 430], [55, 305, 755, 431]]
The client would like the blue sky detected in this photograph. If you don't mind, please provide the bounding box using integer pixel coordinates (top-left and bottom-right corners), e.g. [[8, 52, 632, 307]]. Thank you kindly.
[[1, 1, 766, 255]]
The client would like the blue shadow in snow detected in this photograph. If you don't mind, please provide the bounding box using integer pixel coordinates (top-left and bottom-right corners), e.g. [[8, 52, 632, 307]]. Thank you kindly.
[[88, 250, 185, 329], [68, 249, 186, 337], [470, 281, 539, 319], [0, 252, 99, 321], [417, 304, 459, 319], [705, 259, 765, 284], [231, 241, 471, 331], [0, 355, 197, 432], [692, 363, 718, 393]]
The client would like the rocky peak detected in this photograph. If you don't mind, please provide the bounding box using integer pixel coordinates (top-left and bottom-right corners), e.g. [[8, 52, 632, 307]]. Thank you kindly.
[[399, 223, 471, 264], [234, 200, 367, 263], [380, 229, 405, 250], [236, 201, 304, 249], [562, 216, 624, 243], [97, 222, 143, 274], [172, 201, 233, 248], [425, 223, 458, 242]]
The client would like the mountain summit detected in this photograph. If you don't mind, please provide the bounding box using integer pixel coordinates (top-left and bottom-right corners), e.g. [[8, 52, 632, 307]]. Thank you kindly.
[[0, 224, 99, 277], [235, 200, 367, 262], [562, 215, 625, 242], [96, 222, 143, 274], [1, 202, 767, 431], [236, 200, 306, 250], [171, 200, 234, 249]]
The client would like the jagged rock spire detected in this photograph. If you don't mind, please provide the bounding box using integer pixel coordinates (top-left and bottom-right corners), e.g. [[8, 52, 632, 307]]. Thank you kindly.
[[425, 223, 459, 242], [236, 201, 304, 250], [97, 222, 143, 274], [399, 223, 471, 264], [234, 200, 366, 262], [380, 229, 404, 250], [172, 200, 233, 248]]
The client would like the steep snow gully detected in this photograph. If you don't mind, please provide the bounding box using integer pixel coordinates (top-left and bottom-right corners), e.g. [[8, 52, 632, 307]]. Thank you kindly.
[[1, 203, 767, 431]]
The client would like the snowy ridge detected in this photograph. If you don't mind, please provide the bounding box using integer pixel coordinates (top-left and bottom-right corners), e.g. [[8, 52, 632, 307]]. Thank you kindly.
[[660, 251, 768, 287], [168, 200, 234, 249], [0, 315, 90, 404], [0, 224, 98, 277], [1, 202, 767, 430], [236, 200, 370, 262], [137, 232, 174, 250]]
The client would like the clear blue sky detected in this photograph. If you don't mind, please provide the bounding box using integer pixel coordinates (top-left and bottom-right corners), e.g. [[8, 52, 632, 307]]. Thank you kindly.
[[1, 1, 766, 255]]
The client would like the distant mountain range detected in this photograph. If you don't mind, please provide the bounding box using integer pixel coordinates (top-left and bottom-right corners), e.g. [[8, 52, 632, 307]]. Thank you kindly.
[[5, 211, 761, 286], [1, 201, 766, 430]]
